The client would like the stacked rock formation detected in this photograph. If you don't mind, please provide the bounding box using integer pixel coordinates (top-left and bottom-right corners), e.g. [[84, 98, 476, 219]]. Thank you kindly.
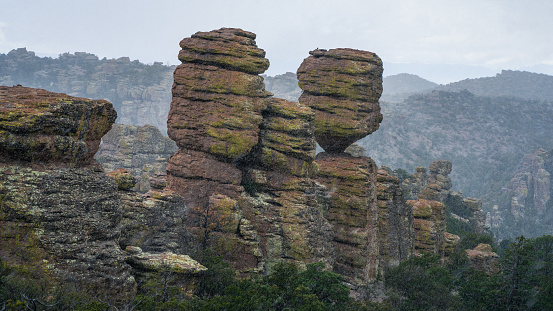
[[167, 28, 271, 207], [297, 48, 383, 153], [496, 148, 553, 239], [465, 243, 499, 274], [95, 124, 178, 192], [297, 49, 384, 284], [401, 160, 484, 237], [0, 85, 116, 167], [409, 199, 448, 256], [239, 98, 333, 271]]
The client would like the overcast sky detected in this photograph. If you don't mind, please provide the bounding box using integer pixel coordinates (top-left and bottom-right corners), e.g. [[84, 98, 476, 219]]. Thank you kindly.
[[1, 0, 552, 83]]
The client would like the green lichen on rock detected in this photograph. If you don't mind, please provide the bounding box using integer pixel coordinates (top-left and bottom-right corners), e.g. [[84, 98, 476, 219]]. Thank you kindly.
[[0, 85, 116, 166]]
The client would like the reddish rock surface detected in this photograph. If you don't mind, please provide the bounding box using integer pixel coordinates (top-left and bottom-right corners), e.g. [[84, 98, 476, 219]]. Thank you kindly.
[[297, 48, 383, 153], [315, 152, 380, 284], [0, 85, 116, 167], [167, 28, 271, 205]]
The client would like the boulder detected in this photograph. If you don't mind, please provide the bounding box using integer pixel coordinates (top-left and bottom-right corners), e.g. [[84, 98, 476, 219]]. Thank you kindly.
[[297, 48, 383, 153], [0, 85, 116, 167]]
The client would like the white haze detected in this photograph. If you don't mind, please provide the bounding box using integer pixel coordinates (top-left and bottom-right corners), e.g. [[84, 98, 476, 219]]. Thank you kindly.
[[1, 0, 552, 84]]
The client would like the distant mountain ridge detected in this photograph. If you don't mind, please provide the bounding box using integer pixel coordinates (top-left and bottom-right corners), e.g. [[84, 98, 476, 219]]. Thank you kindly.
[[436, 70, 553, 102], [359, 89, 553, 216]]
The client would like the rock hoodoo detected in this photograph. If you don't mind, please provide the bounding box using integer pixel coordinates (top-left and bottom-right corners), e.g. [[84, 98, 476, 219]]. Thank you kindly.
[[167, 28, 271, 206], [294, 48, 386, 284], [297, 48, 383, 153]]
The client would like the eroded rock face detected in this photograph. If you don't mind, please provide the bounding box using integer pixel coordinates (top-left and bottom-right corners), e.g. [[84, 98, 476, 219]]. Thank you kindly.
[[409, 199, 447, 256], [95, 124, 177, 192], [493, 148, 553, 239], [167, 28, 271, 206], [376, 169, 414, 269], [0, 86, 135, 301], [315, 152, 380, 284], [0, 166, 136, 302], [0, 85, 116, 167], [297, 48, 383, 153]]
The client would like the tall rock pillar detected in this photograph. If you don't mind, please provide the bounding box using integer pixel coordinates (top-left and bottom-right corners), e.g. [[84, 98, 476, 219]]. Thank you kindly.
[[297, 48, 384, 284], [166, 28, 271, 207]]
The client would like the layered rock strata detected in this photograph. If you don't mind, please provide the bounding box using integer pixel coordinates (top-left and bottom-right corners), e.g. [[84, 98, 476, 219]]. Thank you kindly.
[[409, 199, 447, 256], [95, 124, 177, 192], [240, 97, 333, 271], [167, 28, 271, 207], [297, 48, 383, 153], [0, 85, 116, 167]]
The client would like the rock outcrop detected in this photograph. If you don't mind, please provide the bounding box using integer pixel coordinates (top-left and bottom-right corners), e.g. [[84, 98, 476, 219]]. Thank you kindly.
[[0, 86, 202, 303], [0, 85, 116, 167], [492, 148, 553, 239], [0, 48, 174, 132], [297, 48, 383, 153], [95, 124, 177, 192], [465, 243, 499, 274], [0, 86, 136, 300], [401, 160, 485, 234]]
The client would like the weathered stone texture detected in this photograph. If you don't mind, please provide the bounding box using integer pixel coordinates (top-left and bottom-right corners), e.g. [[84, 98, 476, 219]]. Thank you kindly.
[[465, 243, 499, 274], [409, 199, 447, 256], [376, 169, 414, 269], [297, 48, 383, 153], [0, 166, 136, 301], [0, 85, 116, 167], [315, 152, 379, 285], [95, 124, 177, 192]]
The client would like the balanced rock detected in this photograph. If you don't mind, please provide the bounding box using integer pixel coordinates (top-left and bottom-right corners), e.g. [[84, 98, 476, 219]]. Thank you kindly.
[[297, 48, 383, 153], [0, 85, 116, 167]]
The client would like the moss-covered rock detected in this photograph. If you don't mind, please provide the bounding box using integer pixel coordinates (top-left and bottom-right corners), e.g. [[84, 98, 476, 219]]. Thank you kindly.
[[297, 48, 383, 153], [0, 85, 116, 167]]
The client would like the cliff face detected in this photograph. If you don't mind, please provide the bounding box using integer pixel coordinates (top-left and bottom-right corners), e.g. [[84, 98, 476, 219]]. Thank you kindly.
[[0, 86, 136, 300], [491, 148, 553, 239], [0, 86, 204, 303], [95, 124, 177, 192], [0, 48, 173, 132]]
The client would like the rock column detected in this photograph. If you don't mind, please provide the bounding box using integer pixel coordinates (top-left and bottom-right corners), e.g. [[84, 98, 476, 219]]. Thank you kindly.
[[297, 48, 384, 284], [166, 28, 271, 207]]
